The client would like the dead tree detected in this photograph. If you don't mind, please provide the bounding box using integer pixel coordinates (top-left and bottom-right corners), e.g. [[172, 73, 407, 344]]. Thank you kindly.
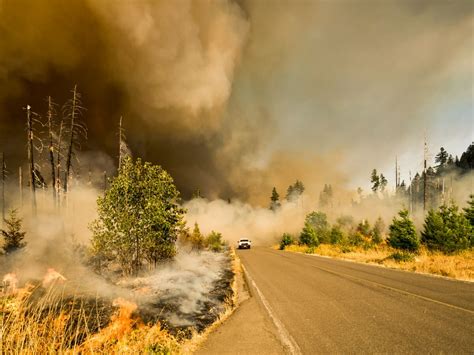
[[46, 96, 57, 204], [26, 105, 37, 215], [62, 85, 87, 194], [56, 120, 64, 204], [19, 166, 23, 209], [1, 152, 5, 224]]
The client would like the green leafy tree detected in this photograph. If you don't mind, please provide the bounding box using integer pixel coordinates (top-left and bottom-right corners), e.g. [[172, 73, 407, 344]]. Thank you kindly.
[[463, 194, 474, 227], [422, 204, 472, 253], [371, 169, 380, 193], [1, 209, 26, 254], [300, 222, 319, 247], [279, 233, 294, 250], [270, 187, 281, 211], [387, 209, 419, 252], [305, 211, 330, 243], [90, 157, 185, 275]]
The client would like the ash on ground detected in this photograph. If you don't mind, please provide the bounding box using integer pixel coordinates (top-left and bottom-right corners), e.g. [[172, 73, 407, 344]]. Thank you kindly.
[[120, 249, 234, 337]]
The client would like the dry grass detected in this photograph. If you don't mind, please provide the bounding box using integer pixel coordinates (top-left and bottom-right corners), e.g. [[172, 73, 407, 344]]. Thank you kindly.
[[0, 284, 180, 354], [282, 244, 474, 281], [1, 251, 238, 354]]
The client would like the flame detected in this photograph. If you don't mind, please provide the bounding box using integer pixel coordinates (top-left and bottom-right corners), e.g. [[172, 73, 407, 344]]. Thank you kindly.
[[2, 272, 18, 293], [42, 268, 67, 287], [82, 298, 140, 350]]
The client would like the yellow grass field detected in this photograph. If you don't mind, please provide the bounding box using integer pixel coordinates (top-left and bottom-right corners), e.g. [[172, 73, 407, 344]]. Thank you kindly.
[[282, 244, 474, 281]]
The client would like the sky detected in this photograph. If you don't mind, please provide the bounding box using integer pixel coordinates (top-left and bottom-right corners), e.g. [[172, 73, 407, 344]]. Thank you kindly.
[[0, 0, 472, 204]]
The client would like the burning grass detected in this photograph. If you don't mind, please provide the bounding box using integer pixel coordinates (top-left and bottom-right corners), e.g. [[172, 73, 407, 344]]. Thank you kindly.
[[1, 250, 237, 354], [282, 244, 474, 281]]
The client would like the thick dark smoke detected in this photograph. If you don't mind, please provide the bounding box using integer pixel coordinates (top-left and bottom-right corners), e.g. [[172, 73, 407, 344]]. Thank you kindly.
[[0, 0, 472, 203]]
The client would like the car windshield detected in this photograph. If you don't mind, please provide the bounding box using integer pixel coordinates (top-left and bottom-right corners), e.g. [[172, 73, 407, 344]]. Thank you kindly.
[[240, 239, 248, 242]]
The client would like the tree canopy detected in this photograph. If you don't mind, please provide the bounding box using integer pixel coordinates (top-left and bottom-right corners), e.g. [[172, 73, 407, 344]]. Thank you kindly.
[[90, 157, 185, 275]]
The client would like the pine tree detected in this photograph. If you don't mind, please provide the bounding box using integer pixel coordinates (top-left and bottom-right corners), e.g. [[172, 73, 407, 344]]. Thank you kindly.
[[422, 203, 472, 253], [371, 169, 380, 193], [435, 147, 449, 167], [463, 194, 474, 227], [190, 222, 204, 250], [380, 174, 388, 192], [1, 209, 26, 254], [388, 209, 419, 251], [270, 187, 281, 211]]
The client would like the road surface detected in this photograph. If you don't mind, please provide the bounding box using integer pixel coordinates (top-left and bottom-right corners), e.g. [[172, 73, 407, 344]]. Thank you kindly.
[[202, 247, 474, 354]]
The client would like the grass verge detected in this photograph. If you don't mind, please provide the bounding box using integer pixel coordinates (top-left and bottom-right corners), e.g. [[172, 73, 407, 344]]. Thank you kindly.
[[282, 244, 474, 281]]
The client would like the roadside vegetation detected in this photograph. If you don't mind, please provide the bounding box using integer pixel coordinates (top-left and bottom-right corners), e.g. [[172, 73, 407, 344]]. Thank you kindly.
[[0, 89, 231, 353], [279, 195, 474, 280]]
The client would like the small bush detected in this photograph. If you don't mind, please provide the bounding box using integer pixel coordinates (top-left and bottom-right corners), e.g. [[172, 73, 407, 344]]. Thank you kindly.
[[305, 246, 316, 254], [388, 209, 419, 252], [205, 231, 224, 252], [348, 231, 364, 247], [389, 251, 415, 263], [279, 233, 294, 250], [372, 217, 384, 244]]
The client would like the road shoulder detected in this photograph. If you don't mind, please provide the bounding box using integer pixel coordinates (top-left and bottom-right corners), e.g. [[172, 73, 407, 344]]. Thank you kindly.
[[195, 253, 286, 355]]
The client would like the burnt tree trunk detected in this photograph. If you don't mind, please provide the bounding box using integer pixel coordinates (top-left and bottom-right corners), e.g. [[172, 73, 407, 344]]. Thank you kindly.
[[1, 152, 5, 224], [27, 105, 37, 215], [47, 96, 57, 205], [64, 85, 78, 194]]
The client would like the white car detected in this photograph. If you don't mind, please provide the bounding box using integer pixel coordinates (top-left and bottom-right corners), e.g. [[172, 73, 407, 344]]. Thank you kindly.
[[237, 238, 252, 249]]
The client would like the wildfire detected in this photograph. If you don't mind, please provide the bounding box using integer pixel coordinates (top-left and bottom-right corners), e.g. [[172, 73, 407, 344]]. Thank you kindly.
[[42, 268, 67, 287], [82, 298, 140, 351]]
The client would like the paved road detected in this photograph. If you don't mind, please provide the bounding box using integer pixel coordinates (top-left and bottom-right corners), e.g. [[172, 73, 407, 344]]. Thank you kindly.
[[236, 247, 474, 354]]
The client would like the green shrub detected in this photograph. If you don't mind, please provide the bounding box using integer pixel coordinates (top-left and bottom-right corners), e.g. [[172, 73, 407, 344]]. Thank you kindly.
[[389, 251, 415, 263], [206, 231, 224, 252], [279, 233, 294, 250], [305, 246, 316, 254], [305, 211, 330, 243], [357, 220, 372, 237], [388, 209, 419, 252], [372, 217, 384, 244], [348, 230, 364, 246], [300, 222, 319, 247], [422, 204, 473, 254], [329, 226, 344, 244]]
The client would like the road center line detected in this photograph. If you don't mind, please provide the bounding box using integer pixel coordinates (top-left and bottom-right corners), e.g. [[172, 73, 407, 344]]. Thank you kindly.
[[242, 264, 302, 355]]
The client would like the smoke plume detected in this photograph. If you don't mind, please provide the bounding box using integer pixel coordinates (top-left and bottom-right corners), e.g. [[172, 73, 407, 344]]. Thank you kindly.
[[0, 0, 472, 203]]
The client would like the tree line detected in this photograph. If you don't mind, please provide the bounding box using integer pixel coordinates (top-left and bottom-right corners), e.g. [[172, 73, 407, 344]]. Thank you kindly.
[[280, 195, 474, 256]]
